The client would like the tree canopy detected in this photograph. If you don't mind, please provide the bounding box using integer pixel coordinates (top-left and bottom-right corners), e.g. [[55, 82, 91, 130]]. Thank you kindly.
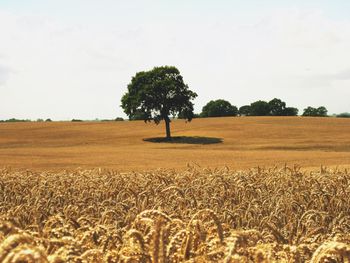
[[302, 106, 328, 117], [283, 107, 299, 116], [121, 66, 197, 139], [268, 98, 286, 116], [250, 100, 271, 116], [199, 98, 299, 117], [241, 98, 299, 116], [238, 105, 251, 116], [268, 98, 299, 116], [337, 112, 350, 118], [201, 99, 238, 117]]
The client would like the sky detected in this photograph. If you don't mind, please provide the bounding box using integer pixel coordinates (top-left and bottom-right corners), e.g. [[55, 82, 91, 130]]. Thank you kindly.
[[1, 0, 350, 120]]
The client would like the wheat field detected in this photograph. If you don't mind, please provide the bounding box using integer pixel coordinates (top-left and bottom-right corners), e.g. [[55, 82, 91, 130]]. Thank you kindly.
[[0, 166, 350, 262], [1, 117, 350, 262]]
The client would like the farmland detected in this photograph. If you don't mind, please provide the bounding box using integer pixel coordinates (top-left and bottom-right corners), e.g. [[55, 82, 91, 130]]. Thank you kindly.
[[1, 166, 350, 262], [0, 117, 350, 171], [1, 116, 350, 262]]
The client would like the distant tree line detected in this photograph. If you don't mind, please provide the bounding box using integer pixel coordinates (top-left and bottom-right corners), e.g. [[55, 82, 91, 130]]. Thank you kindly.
[[301, 106, 328, 117], [336, 112, 350, 118], [0, 118, 53, 123], [0, 118, 32, 123], [191, 98, 330, 118], [188, 98, 299, 118]]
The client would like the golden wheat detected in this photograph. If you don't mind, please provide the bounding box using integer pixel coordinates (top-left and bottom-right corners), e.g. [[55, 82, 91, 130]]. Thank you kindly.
[[0, 166, 349, 262]]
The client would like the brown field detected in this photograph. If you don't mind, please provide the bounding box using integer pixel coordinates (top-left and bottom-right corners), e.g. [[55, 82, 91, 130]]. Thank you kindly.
[[0, 116, 350, 171]]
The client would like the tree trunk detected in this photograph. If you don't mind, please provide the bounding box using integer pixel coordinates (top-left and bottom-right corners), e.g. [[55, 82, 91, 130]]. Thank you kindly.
[[165, 117, 171, 139]]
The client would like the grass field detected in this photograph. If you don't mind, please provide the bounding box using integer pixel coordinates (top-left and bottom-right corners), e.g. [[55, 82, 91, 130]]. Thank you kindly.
[[0, 116, 350, 171]]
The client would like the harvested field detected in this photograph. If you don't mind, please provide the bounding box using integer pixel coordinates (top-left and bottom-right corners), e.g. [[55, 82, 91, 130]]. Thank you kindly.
[[0, 167, 350, 262], [0, 117, 350, 171]]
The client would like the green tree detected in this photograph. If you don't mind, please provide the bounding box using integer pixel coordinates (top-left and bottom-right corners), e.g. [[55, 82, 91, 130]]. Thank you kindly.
[[302, 106, 328, 117], [316, 106, 328, 117], [239, 105, 251, 116], [250, 100, 271, 116], [302, 106, 317, 116], [337, 112, 350, 118], [121, 66, 197, 139], [283, 107, 299, 116], [268, 98, 286, 116], [201, 99, 238, 117]]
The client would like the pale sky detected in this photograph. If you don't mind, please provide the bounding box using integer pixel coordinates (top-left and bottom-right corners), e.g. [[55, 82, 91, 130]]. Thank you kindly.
[[1, 0, 350, 120]]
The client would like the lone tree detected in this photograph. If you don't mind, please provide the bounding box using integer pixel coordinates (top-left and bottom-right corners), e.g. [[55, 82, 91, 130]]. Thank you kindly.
[[201, 99, 238, 117], [121, 66, 197, 139]]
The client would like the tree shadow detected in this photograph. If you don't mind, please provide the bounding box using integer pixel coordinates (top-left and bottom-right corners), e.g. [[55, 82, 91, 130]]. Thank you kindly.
[[143, 136, 223, 145]]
